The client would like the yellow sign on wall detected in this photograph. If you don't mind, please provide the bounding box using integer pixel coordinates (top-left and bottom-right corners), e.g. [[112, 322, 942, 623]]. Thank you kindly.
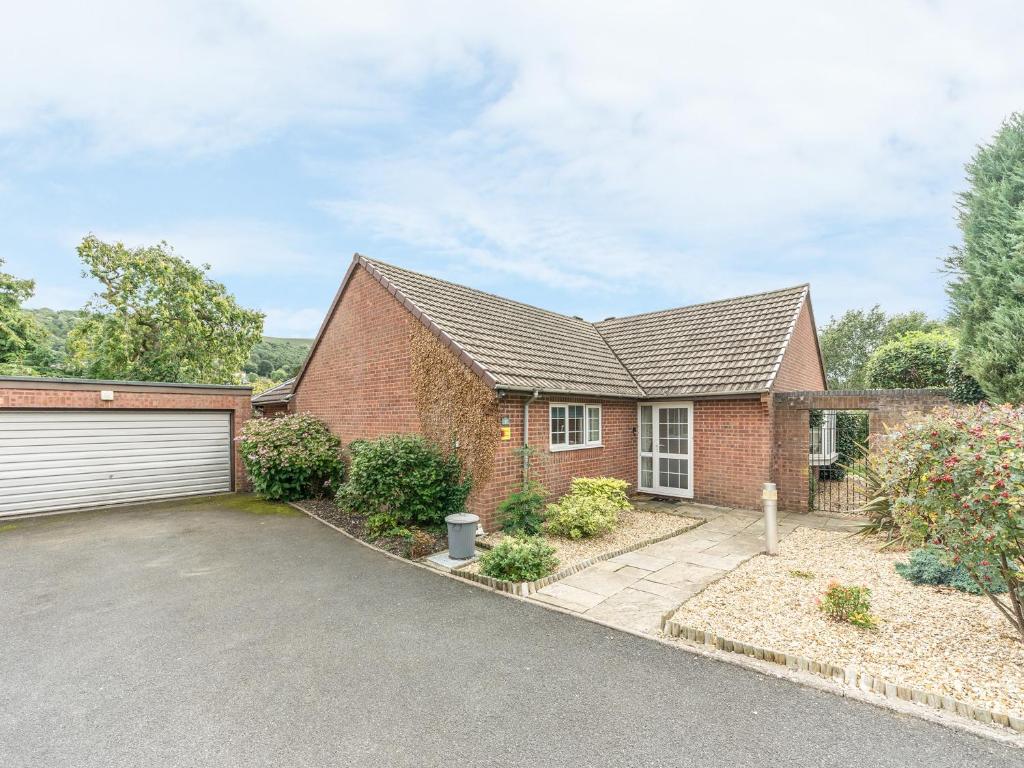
[[500, 426, 512, 441]]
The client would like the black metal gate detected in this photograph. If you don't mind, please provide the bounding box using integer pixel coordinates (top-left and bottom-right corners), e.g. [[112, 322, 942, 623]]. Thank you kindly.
[[808, 410, 869, 514]]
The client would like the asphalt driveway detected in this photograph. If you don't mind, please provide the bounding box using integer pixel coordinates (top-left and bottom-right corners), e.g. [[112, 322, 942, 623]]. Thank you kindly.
[[1, 497, 1019, 768]]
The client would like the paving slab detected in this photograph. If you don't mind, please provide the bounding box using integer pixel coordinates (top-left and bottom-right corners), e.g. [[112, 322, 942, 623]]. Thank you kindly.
[[608, 550, 674, 571], [527, 503, 873, 645], [559, 566, 646, 597], [614, 565, 653, 579], [700, 516, 755, 533], [630, 578, 702, 602], [582, 588, 678, 633], [703, 538, 764, 557], [532, 582, 607, 612], [644, 561, 724, 586], [680, 550, 752, 570]]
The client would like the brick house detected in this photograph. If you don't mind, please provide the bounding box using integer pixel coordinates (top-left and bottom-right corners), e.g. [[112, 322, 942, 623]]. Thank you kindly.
[[251, 378, 293, 418], [285, 255, 826, 530]]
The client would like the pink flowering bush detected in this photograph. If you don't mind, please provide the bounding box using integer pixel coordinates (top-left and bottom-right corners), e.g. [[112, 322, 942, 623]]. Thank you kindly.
[[873, 403, 1024, 638], [238, 413, 344, 501]]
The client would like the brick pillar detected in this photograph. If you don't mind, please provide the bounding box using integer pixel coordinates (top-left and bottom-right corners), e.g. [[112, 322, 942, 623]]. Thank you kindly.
[[773, 406, 810, 513]]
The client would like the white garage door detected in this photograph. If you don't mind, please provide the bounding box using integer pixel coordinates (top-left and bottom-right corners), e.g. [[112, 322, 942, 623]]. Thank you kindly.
[[0, 410, 232, 517]]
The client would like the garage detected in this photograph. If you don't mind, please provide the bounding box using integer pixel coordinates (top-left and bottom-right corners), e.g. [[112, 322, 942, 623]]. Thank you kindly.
[[0, 376, 252, 518], [0, 410, 233, 517]]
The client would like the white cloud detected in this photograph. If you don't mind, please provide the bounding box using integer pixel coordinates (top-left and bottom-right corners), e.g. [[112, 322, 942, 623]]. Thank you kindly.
[[85, 220, 327, 278], [5, 2, 1024, 318]]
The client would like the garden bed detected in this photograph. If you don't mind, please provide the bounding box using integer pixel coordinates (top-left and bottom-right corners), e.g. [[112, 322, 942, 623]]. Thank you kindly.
[[455, 508, 702, 594], [295, 498, 447, 559], [667, 527, 1024, 727]]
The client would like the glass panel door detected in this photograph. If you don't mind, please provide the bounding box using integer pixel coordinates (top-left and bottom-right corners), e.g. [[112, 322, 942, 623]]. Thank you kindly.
[[638, 403, 692, 497]]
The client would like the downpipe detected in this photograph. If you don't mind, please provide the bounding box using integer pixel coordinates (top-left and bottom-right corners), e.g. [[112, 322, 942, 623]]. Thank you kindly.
[[522, 390, 541, 487]]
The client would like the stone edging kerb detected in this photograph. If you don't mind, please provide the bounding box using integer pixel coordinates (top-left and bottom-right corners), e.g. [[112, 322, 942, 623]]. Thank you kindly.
[[451, 519, 706, 596], [661, 615, 1024, 734]]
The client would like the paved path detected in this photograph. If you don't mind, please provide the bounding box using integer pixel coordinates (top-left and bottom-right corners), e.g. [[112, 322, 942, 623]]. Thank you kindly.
[[0, 499, 1017, 767], [532, 502, 861, 634]]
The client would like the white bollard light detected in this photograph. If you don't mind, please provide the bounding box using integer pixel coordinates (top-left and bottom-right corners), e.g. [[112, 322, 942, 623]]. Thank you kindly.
[[762, 482, 779, 556]]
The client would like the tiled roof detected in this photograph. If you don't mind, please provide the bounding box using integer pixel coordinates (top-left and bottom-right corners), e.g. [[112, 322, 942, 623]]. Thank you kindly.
[[251, 377, 294, 404], [301, 255, 813, 399], [362, 258, 643, 398], [595, 285, 809, 397]]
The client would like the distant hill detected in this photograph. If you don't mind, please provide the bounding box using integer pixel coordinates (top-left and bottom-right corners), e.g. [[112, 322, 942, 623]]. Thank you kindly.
[[25, 308, 311, 383], [243, 336, 312, 381]]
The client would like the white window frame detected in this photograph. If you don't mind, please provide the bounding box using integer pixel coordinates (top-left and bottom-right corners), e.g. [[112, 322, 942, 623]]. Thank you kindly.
[[549, 403, 603, 451]]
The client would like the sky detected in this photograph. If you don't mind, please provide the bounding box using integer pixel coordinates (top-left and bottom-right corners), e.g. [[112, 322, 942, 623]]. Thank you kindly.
[[2, 2, 1024, 338]]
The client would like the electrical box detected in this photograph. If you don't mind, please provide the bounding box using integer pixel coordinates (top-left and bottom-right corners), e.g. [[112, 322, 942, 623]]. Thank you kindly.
[[500, 426, 511, 441]]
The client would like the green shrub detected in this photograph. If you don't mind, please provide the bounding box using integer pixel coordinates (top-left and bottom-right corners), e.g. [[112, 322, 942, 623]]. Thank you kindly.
[[947, 354, 986, 405], [869, 403, 1024, 638], [895, 545, 1007, 595], [237, 413, 344, 501], [497, 483, 548, 535], [545, 495, 619, 539], [365, 512, 411, 540], [818, 582, 877, 630], [336, 434, 471, 529], [479, 535, 558, 582], [568, 477, 631, 510], [864, 330, 956, 389]]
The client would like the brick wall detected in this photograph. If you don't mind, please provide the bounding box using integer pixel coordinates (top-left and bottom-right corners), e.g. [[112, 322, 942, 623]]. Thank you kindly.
[[256, 402, 289, 418], [693, 397, 772, 510], [772, 298, 826, 392], [474, 395, 776, 525], [772, 389, 953, 512], [471, 394, 637, 529], [292, 266, 422, 440], [0, 381, 252, 490]]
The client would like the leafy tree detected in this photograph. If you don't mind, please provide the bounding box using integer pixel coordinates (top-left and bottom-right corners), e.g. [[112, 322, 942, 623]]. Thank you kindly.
[[0, 259, 48, 375], [242, 336, 311, 382], [864, 330, 956, 389], [818, 306, 942, 389], [24, 308, 83, 372], [947, 353, 987, 404], [946, 112, 1024, 403], [67, 236, 264, 384]]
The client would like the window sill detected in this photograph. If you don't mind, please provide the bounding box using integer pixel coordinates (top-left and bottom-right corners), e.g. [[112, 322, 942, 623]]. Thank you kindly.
[[549, 443, 603, 453]]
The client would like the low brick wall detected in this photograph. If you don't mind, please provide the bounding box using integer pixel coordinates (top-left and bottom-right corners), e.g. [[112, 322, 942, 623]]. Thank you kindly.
[[0, 376, 252, 491]]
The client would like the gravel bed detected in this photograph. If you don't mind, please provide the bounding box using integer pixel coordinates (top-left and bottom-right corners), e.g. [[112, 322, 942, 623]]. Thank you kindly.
[[463, 507, 699, 575], [672, 527, 1024, 718], [294, 498, 447, 559]]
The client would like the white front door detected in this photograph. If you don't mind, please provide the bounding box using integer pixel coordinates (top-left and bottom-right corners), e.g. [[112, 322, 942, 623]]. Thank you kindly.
[[637, 402, 693, 498]]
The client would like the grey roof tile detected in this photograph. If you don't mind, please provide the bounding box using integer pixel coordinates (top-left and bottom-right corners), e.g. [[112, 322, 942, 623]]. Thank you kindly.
[[359, 256, 808, 399], [251, 377, 294, 404], [595, 285, 808, 397]]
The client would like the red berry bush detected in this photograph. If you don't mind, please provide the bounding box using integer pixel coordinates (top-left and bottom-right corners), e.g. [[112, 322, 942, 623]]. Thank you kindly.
[[873, 404, 1024, 638]]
